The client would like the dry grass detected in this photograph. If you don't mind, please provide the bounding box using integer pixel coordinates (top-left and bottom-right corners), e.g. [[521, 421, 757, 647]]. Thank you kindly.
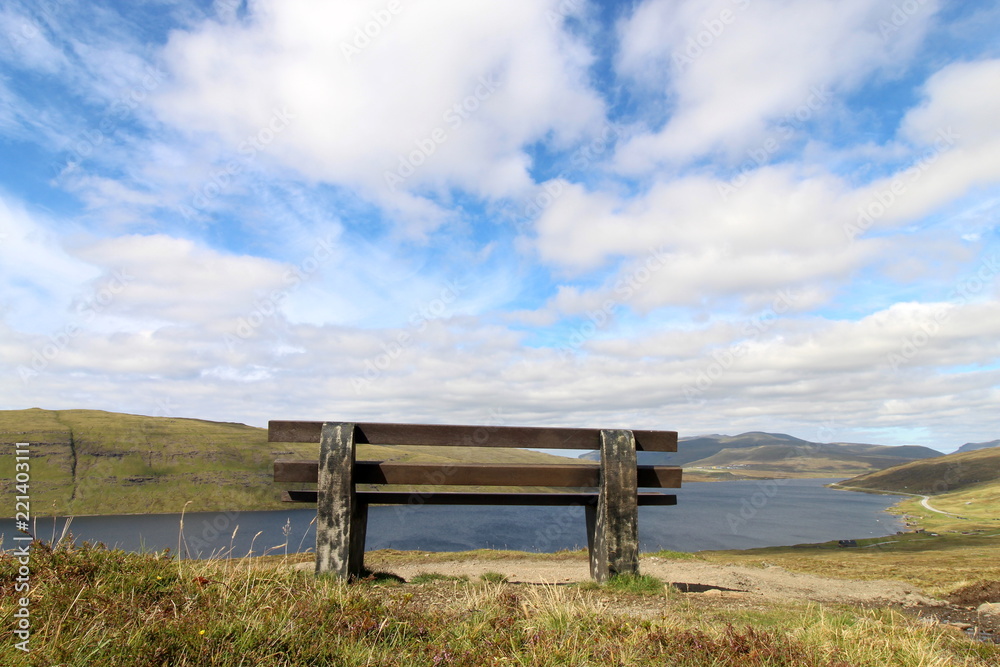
[[2, 538, 998, 666]]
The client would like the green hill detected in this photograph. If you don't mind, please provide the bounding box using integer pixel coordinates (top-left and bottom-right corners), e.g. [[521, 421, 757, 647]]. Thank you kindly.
[[838, 448, 1000, 533], [684, 441, 942, 477], [839, 446, 1000, 495], [584, 431, 941, 478], [0, 408, 584, 517]]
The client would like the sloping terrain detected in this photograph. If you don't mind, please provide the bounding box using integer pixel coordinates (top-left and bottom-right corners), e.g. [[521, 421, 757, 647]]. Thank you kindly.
[[686, 441, 942, 476], [584, 431, 941, 478], [841, 447, 1000, 496], [957, 439, 1000, 453], [0, 408, 585, 516]]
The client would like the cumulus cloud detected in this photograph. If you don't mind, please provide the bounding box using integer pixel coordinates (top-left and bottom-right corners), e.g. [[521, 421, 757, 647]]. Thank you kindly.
[[844, 58, 1000, 237], [614, 0, 940, 170], [154, 0, 605, 234], [530, 167, 876, 314], [0, 196, 101, 331]]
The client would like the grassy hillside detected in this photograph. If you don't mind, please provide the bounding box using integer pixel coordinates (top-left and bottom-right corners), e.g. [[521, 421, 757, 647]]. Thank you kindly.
[[685, 441, 943, 477], [0, 409, 586, 517], [832, 448, 1000, 545], [671, 432, 819, 466], [839, 447, 1000, 496], [601, 431, 941, 479]]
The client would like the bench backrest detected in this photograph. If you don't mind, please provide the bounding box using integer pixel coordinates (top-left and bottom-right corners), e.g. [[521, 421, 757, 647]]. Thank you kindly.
[[269, 421, 678, 451]]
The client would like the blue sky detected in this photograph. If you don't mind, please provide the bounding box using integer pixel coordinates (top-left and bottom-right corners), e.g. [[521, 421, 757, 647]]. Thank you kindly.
[[1, 0, 999, 452]]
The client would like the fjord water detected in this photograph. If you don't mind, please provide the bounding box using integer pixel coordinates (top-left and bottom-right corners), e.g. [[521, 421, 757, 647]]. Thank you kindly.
[[3, 479, 905, 557]]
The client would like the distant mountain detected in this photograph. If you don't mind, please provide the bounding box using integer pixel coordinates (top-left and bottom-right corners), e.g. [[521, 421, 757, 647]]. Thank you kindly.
[[581, 431, 943, 479], [956, 439, 1000, 454], [841, 447, 1000, 495]]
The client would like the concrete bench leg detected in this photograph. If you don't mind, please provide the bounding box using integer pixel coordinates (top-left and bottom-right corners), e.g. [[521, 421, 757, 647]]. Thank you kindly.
[[349, 499, 368, 578], [315, 422, 363, 578], [588, 429, 639, 582]]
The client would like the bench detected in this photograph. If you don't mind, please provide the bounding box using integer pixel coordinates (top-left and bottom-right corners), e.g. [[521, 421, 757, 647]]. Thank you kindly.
[[270, 421, 681, 582]]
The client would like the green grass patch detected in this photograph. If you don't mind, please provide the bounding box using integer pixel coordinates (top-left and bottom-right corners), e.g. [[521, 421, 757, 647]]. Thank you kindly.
[[605, 572, 665, 595]]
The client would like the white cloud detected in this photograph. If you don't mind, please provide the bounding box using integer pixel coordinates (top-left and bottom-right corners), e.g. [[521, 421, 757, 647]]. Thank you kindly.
[[614, 0, 940, 170], [154, 0, 605, 234], [0, 7, 68, 75], [71, 234, 292, 325], [531, 167, 875, 311], [845, 58, 1000, 237], [0, 196, 100, 332]]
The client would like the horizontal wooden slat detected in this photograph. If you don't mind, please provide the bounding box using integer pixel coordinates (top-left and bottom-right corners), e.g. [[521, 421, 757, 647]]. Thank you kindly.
[[274, 460, 682, 488], [281, 490, 677, 506], [268, 421, 677, 452]]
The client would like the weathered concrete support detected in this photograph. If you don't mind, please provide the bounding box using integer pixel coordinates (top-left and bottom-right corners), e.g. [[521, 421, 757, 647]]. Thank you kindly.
[[589, 429, 639, 582], [315, 422, 357, 578], [348, 499, 368, 578]]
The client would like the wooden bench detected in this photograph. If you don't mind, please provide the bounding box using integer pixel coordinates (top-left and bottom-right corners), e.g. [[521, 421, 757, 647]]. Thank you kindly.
[[270, 421, 681, 582]]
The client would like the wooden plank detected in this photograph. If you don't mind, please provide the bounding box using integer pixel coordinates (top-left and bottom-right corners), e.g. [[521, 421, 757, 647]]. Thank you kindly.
[[281, 490, 677, 506], [590, 429, 639, 583], [638, 465, 683, 489], [274, 460, 682, 488], [314, 423, 356, 578], [269, 421, 677, 452]]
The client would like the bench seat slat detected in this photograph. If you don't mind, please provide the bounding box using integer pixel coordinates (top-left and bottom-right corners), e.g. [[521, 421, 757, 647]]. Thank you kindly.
[[274, 460, 682, 488], [281, 490, 677, 506], [269, 421, 677, 452]]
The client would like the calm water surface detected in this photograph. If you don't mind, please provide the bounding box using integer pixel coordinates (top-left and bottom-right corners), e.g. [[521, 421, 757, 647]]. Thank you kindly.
[[2, 478, 905, 557]]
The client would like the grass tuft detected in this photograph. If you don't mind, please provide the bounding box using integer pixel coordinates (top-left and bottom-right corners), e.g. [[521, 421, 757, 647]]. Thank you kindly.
[[606, 572, 666, 595]]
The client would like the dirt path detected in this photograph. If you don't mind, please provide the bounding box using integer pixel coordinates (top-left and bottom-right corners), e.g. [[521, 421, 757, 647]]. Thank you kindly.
[[362, 554, 943, 608]]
